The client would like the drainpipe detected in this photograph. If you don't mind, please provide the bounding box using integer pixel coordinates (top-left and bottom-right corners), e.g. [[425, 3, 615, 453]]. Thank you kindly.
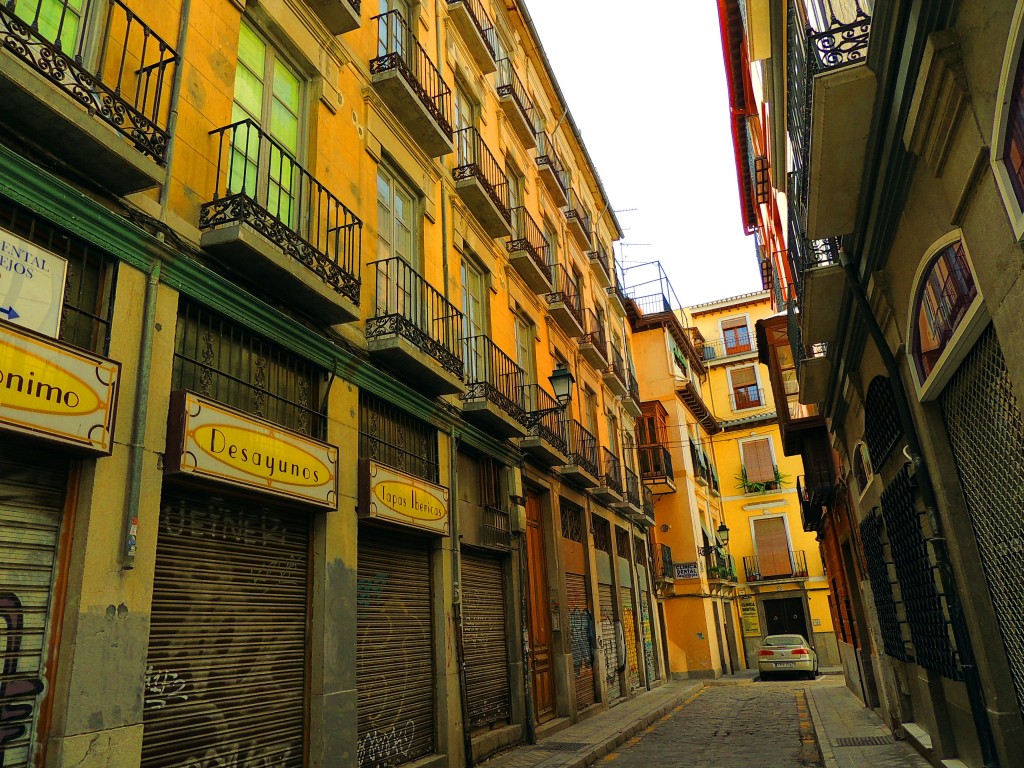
[[121, 261, 161, 570], [158, 0, 192, 212], [836, 246, 1000, 768], [448, 430, 474, 767]]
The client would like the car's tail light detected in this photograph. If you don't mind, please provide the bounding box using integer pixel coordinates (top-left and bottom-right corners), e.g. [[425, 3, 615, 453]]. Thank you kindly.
[[791, 649, 809, 655], [758, 650, 774, 656]]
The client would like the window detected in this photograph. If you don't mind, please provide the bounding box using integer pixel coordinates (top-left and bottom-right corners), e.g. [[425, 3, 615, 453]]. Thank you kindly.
[[1003, 28, 1024, 215], [377, 166, 417, 265], [729, 365, 762, 410], [461, 257, 488, 379], [513, 312, 535, 386], [584, 387, 598, 435], [544, 221, 559, 266], [853, 442, 872, 494], [752, 517, 794, 578], [740, 437, 777, 491], [606, 412, 620, 458], [377, 0, 411, 58], [231, 20, 302, 225], [506, 159, 525, 212], [359, 391, 439, 482], [15, 0, 86, 53], [721, 316, 751, 354], [912, 239, 977, 382]]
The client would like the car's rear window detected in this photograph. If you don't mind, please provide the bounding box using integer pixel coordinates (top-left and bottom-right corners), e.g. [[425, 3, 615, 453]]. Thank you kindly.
[[763, 635, 805, 646]]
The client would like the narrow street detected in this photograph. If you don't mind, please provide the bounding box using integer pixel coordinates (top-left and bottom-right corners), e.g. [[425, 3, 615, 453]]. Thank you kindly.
[[598, 681, 821, 768]]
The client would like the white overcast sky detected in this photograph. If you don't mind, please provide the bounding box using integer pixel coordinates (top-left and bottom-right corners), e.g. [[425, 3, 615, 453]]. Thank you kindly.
[[526, 2, 764, 308]]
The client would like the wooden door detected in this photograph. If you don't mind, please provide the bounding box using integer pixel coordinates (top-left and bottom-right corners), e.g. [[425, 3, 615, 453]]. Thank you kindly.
[[524, 490, 554, 722]]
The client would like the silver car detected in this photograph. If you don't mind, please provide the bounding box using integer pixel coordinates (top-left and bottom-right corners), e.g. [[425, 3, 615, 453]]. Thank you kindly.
[[757, 634, 818, 680]]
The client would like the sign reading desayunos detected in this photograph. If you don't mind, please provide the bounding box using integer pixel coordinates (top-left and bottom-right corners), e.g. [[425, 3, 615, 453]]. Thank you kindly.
[[361, 460, 450, 536], [165, 390, 339, 509], [0, 321, 120, 453]]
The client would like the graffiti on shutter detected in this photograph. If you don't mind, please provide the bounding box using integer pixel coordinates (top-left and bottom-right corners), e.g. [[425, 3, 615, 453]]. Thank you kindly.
[[620, 587, 640, 692], [142, 493, 310, 768], [0, 446, 68, 768], [461, 551, 511, 727], [598, 584, 622, 701], [565, 573, 595, 710], [357, 534, 434, 768], [639, 589, 656, 682]]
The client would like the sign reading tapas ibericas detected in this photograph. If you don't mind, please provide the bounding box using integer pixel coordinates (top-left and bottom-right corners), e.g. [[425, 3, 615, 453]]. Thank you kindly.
[[360, 460, 450, 535], [164, 390, 339, 509], [0, 321, 119, 453]]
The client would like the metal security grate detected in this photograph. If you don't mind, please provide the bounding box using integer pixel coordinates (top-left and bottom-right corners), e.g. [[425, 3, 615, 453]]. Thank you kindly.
[[881, 468, 961, 680], [834, 736, 894, 747], [561, 502, 584, 543], [540, 742, 589, 752], [941, 325, 1024, 712], [859, 511, 910, 662], [864, 376, 902, 468]]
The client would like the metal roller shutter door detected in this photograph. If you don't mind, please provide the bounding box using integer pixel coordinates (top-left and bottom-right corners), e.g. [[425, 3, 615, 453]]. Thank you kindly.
[[142, 492, 309, 768], [598, 584, 622, 702], [357, 533, 434, 768], [620, 587, 640, 693], [565, 573, 595, 711], [0, 445, 69, 768], [639, 587, 657, 683], [460, 550, 511, 727]]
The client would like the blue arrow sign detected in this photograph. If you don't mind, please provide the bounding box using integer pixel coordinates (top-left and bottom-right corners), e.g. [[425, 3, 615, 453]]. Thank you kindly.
[[0, 306, 20, 321]]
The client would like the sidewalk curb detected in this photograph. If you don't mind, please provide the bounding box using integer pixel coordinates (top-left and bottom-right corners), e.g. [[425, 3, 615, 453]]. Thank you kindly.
[[804, 687, 837, 768]]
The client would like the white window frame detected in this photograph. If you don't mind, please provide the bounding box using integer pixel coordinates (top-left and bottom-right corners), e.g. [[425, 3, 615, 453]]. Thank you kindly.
[[727, 363, 764, 412], [738, 434, 779, 489], [719, 313, 753, 355], [749, 512, 795, 570], [376, 163, 421, 268], [991, 0, 1024, 241]]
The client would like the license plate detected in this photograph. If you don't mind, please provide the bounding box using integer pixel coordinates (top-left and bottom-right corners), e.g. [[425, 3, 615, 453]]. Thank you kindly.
[[774, 662, 795, 668]]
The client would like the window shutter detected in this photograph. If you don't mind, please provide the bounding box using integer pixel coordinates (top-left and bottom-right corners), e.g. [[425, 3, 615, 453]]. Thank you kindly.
[[753, 517, 792, 577], [722, 316, 746, 331], [743, 438, 775, 483], [731, 366, 757, 387]]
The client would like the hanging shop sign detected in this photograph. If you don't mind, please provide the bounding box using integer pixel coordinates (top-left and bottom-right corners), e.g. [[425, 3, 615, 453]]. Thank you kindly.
[[740, 596, 763, 637], [674, 561, 699, 580], [360, 460, 450, 536], [0, 321, 119, 453], [0, 227, 68, 338], [164, 390, 339, 510]]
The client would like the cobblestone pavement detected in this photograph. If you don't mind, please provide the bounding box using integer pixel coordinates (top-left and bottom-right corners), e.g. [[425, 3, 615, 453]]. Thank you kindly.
[[596, 681, 821, 768]]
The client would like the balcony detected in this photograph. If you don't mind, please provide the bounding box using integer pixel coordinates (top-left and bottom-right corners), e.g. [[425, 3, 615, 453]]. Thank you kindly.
[[700, 336, 756, 363], [371, 10, 454, 157], [496, 58, 537, 149], [481, 505, 512, 550], [624, 370, 642, 419], [307, 0, 360, 35], [535, 131, 569, 206], [453, 127, 512, 237], [798, 342, 831, 404], [199, 120, 362, 326], [654, 543, 674, 585], [366, 256, 465, 395], [593, 447, 623, 503], [798, 429, 837, 532], [606, 281, 628, 318], [689, 443, 720, 494], [730, 386, 766, 412], [578, 309, 608, 370], [546, 264, 585, 337], [446, 0, 497, 74], [612, 466, 643, 520], [676, 379, 720, 435], [640, 484, 655, 528], [0, 0, 178, 194], [562, 187, 592, 249], [461, 335, 528, 438], [705, 552, 737, 582], [743, 550, 809, 583], [506, 206, 552, 294], [798, 236, 845, 345], [519, 384, 568, 466], [588, 243, 613, 289], [603, 345, 629, 398], [560, 419, 599, 488], [789, 1, 876, 240], [639, 445, 675, 495]]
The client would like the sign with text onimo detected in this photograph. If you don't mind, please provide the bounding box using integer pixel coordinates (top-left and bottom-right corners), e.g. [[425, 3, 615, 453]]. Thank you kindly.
[[0, 322, 119, 453], [360, 460, 450, 536], [164, 390, 339, 509]]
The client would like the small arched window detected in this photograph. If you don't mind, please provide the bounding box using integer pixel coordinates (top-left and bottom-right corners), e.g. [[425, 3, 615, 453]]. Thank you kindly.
[[911, 239, 977, 383], [853, 442, 872, 494]]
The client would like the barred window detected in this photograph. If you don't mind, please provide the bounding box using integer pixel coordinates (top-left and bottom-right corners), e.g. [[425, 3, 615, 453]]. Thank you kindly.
[[912, 240, 977, 382], [592, 516, 612, 554], [359, 391, 439, 483], [560, 501, 584, 543], [615, 527, 630, 559], [172, 301, 325, 437]]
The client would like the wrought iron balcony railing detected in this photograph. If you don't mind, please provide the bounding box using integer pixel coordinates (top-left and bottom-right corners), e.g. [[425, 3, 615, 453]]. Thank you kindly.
[[367, 256, 464, 378], [535, 131, 569, 194], [507, 206, 548, 270], [564, 187, 591, 239], [743, 550, 809, 582], [447, 0, 496, 61], [642, 484, 654, 520], [481, 504, 512, 550], [731, 386, 765, 411], [0, 0, 179, 163], [706, 552, 737, 581], [454, 126, 510, 219], [547, 263, 584, 325], [627, 369, 641, 407], [606, 344, 626, 386], [588, 243, 612, 279], [580, 308, 607, 356], [600, 447, 622, 494], [655, 543, 674, 580], [624, 466, 641, 508], [522, 383, 567, 452], [496, 57, 537, 131], [201, 119, 362, 303], [462, 334, 527, 423], [371, 10, 453, 137], [807, 1, 872, 72], [639, 444, 673, 481], [701, 335, 755, 360], [566, 419, 599, 477]]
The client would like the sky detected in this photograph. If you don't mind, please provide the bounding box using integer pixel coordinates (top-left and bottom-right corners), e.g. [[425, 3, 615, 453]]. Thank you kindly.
[[526, 2, 765, 308]]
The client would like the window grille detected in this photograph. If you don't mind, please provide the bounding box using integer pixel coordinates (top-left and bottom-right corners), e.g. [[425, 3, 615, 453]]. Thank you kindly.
[[615, 527, 630, 559], [593, 517, 612, 554], [858, 510, 911, 662], [560, 501, 584, 543], [864, 376, 901, 468], [359, 392, 439, 483], [0, 197, 116, 355], [172, 301, 324, 437], [754, 156, 770, 204], [633, 536, 647, 568], [941, 325, 1024, 711]]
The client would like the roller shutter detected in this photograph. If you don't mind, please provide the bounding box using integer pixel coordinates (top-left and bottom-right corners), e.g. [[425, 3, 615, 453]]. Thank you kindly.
[[565, 573, 595, 711], [142, 491, 310, 768], [357, 533, 434, 768], [0, 444, 70, 768], [620, 587, 640, 692], [461, 550, 511, 727], [639, 587, 657, 683], [598, 584, 623, 702]]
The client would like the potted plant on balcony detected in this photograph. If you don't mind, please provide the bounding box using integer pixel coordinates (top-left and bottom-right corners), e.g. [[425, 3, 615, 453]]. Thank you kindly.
[[735, 465, 790, 494]]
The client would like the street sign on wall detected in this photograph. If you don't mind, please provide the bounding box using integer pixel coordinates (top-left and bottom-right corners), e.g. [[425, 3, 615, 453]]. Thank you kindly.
[[0, 227, 68, 338], [674, 561, 699, 580]]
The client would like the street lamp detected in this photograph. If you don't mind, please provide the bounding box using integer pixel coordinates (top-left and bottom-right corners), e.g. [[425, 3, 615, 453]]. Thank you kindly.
[[698, 522, 731, 556], [522, 364, 575, 427]]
